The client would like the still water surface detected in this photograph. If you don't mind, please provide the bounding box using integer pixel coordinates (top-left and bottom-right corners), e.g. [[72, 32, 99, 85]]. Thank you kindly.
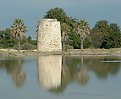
[[0, 55, 121, 99]]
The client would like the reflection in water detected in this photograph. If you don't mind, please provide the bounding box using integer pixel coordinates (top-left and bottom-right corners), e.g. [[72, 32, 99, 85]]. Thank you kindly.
[[0, 58, 26, 87], [66, 56, 121, 79], [76, 66, 90, 85], [39, 56, 121, 93], [38, 56, 62, 89], [76, 57, 90, 85], [37, 56, 91, 93], [59, 56, 90, 93], [86, 57, 121, 79], [0, 55, 120, 94]]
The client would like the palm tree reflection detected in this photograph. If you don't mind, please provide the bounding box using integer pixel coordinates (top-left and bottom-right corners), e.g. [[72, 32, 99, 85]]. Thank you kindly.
[[76, 66, 90, 85], [0, 58, 26, 88], [75, 57, 90, 85]]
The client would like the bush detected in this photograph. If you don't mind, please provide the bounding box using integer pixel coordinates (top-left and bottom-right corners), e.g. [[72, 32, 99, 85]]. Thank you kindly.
[[13, 43, 37, 50], [65, 45, 74, 51], [83, 37, 92, 48], [21, 43, 37, 50]]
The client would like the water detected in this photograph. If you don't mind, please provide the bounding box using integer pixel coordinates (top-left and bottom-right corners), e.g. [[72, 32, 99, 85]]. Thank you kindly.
[[0, 55, 121, 99]]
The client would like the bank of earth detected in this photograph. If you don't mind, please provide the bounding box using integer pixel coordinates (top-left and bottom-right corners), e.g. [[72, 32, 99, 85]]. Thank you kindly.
[[1, 48, 121, 57]]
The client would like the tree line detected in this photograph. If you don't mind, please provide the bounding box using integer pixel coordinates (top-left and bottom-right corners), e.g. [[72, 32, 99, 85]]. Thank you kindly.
[[44, 7, 121, 50], [1, 7, 121, 51]]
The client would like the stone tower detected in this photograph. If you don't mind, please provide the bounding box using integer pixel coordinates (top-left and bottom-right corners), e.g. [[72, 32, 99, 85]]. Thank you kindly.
[[37, 19, 62, 52]]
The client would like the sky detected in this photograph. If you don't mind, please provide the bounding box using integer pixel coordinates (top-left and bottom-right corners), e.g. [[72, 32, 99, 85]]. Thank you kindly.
[[0, 0, 121, 39]]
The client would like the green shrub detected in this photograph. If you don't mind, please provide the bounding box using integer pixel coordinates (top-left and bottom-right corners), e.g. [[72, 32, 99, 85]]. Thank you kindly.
[[65, 45, 74, 51], [13, 43, 37, 50], [21, 43, 37, 50]]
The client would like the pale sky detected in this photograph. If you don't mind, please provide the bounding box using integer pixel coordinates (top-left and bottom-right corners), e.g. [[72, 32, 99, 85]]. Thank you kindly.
[[0, 0, 121, 38]]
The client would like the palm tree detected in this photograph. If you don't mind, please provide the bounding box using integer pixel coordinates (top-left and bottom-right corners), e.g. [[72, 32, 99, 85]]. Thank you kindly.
[[61, 23, 70, 50], [77, 20, 90, 49], [10, 19, 27, 51]]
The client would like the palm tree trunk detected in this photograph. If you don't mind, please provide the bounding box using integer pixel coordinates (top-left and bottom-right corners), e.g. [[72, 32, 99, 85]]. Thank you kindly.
[[18, 40, 20, 52], [81, 39, 83, 49], [63, 42, 65, 51]]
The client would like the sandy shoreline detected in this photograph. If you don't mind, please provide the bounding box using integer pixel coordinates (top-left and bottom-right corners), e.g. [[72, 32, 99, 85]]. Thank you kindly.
[[0, 48, 121, 57]]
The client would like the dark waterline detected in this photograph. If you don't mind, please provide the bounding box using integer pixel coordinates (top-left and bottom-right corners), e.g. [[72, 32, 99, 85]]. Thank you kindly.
[[0, 56, 121, 99]]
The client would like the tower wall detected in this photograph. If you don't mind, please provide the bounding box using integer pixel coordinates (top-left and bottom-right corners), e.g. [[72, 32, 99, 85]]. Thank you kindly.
[[37, 19, 62, 52]]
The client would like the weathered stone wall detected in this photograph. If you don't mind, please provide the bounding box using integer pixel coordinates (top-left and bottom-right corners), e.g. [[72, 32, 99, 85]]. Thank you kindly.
[[37, 55, 62, 89], [37, 19, 62, 52]]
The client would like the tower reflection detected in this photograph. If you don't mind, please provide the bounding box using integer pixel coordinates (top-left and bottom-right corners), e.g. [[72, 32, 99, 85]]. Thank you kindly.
[[38, 55, 62, 89]]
